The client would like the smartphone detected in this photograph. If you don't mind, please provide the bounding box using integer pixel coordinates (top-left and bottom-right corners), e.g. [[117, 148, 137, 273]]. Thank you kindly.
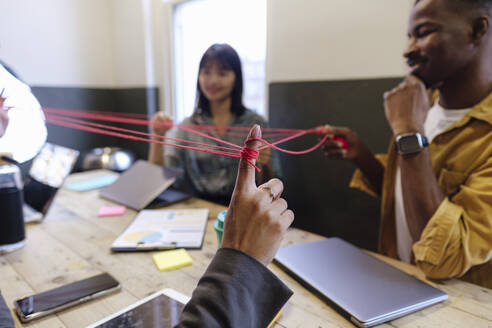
[[14, 273, 121, 323]]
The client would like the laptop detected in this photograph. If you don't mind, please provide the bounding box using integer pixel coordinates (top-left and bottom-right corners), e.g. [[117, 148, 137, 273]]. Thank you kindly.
[[146, 188, 191, 209], [274, 237, 448, 327], [23, 143, 79, 223], [99, 160, 183, 210]]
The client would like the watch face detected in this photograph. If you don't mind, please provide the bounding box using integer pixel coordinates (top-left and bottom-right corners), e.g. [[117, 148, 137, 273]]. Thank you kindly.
[[398, 135, 421, 153]]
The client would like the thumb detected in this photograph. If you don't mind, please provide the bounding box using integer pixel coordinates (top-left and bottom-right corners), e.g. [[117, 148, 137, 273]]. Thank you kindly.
[[235, 124, 262, 190]]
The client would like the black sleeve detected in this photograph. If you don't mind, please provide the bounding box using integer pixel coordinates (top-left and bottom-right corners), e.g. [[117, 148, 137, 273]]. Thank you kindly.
[[0, 292, 14, 328], [176, 248, 293, 328]]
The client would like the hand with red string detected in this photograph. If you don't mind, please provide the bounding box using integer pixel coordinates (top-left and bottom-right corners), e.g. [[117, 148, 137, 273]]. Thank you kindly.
[[151, 111, 173, 137], [319, 125, 367, 161], [0, 88, 13, 138], [319, 124, 385, 194], [221, 124, 295, 266]]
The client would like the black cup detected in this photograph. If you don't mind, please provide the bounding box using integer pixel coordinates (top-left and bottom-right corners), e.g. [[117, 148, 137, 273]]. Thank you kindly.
[[0, 187, 25, 245]]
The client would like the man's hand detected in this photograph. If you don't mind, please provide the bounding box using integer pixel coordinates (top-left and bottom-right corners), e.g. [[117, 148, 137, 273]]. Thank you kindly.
[[221, 125, 294, 266], [319, 125, 365, 161], [319, 124, 385, 194], [384, 75, 431, 136], [151, 112, 173, 136]]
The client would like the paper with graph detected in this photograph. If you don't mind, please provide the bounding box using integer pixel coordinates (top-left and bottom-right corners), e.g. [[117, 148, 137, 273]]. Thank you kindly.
[[111, 208, 209, 251]]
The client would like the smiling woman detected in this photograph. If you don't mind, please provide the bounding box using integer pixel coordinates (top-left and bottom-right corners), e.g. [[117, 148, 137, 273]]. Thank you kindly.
[[148, 44, 279, 206]]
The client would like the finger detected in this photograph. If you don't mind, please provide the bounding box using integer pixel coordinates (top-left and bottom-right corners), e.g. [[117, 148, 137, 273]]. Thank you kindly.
[[280, 209, 295, 229], [324, 149, 346, 159], [258, 178, 284, 201], [154, 112, 170, 121], [270, 197, 288, 215], [235, 124, 262, 190], [323, 139, 346, 149], [328, 126, 351, 138], [319, 124, 334, 135]]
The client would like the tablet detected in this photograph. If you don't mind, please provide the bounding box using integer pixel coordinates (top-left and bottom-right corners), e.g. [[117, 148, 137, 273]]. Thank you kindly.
[[86, 288, 190, 328]]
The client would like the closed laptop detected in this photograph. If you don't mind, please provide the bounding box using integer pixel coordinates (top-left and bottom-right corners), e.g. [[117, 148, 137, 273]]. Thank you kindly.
[[274, 237, 448, 327], [99, 160, 182, 210]]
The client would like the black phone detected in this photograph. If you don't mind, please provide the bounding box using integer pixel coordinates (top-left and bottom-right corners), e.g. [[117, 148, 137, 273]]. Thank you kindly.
[[14, 273, 120, 322]]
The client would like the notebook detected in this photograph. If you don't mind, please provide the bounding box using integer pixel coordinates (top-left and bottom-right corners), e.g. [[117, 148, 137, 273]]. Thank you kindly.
[[23, 143, 79, 222], [111, 208, 209, 251], [99, 160, 183, 210], [274, 237, 448, 327]]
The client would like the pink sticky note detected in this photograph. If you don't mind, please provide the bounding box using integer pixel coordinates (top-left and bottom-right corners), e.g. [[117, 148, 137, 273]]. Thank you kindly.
[[98, 206, 126, 217]]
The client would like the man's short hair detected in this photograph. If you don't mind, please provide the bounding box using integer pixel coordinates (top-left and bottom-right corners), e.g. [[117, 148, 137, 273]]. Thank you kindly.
[[415, 0, 492, 10]]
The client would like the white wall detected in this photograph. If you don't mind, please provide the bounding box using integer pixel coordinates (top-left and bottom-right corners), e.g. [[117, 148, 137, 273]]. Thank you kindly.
[[0, 0, 115, 87], [267, 0, 414, 83], [110, 0, 148, 88], [0, 0, 416, 97], [0, 0, 158, 88]]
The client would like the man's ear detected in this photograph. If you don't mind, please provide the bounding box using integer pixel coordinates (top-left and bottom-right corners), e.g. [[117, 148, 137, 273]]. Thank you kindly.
[[472, 16, 490, 43]]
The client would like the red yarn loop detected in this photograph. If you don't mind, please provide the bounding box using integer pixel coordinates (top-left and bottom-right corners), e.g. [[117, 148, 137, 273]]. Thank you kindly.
[[240, 144, 260, 172], [41, 108, 332, 172], [240, 145, 259, 160]]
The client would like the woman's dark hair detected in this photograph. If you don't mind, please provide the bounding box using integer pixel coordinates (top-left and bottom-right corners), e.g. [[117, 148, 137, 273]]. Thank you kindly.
[[195, 43, 246, 116]]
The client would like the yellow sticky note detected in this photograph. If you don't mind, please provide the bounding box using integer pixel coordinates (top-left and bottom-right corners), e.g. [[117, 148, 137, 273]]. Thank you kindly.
[[152, 249, 193, 272]]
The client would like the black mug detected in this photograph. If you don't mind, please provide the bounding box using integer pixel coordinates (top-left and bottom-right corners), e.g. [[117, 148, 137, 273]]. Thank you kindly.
[[0, 164, 25, 252], [0, 187, 25, 244]]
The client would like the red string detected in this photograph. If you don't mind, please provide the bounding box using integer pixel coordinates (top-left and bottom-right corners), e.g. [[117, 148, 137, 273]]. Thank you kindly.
[[43, 107, 331, 171], [240, 147, 260, 171], [43, 107, 304, 133], [47, 114, 242, 153]]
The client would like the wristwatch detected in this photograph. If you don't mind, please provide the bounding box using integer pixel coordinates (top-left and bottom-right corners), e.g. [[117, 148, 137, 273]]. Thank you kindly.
[[395, 132, 429, 155]]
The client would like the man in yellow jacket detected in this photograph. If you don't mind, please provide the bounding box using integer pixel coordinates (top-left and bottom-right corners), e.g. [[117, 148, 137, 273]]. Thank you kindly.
[[322, 0, 492, 289]]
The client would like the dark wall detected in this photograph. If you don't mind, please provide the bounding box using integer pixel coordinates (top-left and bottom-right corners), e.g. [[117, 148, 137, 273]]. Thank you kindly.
[[269, 77, 401, 251], [31, 86, 158, 160]]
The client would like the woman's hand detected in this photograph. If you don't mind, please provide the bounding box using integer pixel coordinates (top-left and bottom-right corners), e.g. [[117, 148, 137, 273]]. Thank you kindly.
[[258, 148, 271, 167], [0, 88, 13, 137], [151, 112, 173, 136]]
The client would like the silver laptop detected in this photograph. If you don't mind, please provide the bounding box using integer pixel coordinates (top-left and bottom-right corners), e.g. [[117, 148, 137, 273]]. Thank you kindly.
[[99, 160, 182, 210], [274, 237, 448, 327]]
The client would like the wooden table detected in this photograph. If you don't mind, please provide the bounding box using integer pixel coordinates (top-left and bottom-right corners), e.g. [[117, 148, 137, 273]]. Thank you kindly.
[[1, 170, 491, 328]]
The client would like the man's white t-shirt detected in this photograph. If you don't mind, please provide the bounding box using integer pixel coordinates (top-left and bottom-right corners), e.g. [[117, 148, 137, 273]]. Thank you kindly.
[[394, 101, 470, 263], [0, 64, 47, 163]]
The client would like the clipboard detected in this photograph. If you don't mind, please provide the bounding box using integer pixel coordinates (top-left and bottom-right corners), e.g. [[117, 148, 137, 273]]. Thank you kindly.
[[111, 208, 209, 252]]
